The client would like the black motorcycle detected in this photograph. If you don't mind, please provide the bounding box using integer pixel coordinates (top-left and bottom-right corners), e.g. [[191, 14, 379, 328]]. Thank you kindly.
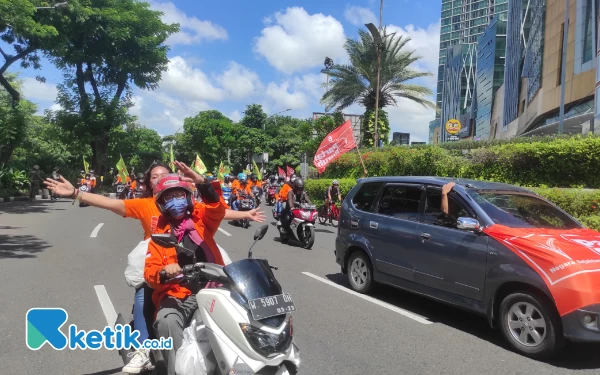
[[252, 185, 262, 206], [235, 194, 255, 229]]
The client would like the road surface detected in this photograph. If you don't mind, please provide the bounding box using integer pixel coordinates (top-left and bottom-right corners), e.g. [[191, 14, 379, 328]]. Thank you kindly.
[[1, 199, 598, 374]]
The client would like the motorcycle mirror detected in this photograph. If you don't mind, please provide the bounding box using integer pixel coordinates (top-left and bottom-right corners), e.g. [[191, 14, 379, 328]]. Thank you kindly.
[[254, 225, 269, 240], [151, 234, 178, 248]]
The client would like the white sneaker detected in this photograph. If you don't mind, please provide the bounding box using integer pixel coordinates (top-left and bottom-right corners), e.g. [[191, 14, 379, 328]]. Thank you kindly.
[[123, 348, 151, 374], [277, 220, 282, 226]]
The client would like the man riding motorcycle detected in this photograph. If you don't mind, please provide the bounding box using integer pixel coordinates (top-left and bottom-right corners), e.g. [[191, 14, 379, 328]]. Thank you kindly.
[[275, 174, 295, 217], [51, 167, 61, 200], [280, 178, 312, 234], [144, 174, 226, 375], [232, 173, 252, 210], [129, 173, 146, 199], [89, 169, 97, 193]]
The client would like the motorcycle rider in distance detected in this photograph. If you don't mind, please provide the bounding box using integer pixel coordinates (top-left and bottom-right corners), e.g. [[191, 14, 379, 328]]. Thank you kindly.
[[51, 167, 61, 200], [81, 173, 93, 189], [89, 169, 97, 193], [280, 178, 311, 234], [325, 180, 342, 217], [232, 173, 252, 210], [275, 174, 295, 218], [144, 174, 226, 375]]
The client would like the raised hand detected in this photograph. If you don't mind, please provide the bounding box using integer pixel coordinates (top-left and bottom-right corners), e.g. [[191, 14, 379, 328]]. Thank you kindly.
[[247, 208, 266, 222], [174, 160, 204, 184], [44, 176, 75, 197]]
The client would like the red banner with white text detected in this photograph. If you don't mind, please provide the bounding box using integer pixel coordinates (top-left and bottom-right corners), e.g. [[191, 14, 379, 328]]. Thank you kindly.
[[278, 167, 286, 177], [313, 120, 356, 173], [483, 224, 600, 316], [286, 166, 295, 176]]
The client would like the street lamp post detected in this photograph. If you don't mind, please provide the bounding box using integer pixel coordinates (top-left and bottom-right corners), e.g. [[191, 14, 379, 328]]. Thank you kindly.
[[36, 2, 68, 10]]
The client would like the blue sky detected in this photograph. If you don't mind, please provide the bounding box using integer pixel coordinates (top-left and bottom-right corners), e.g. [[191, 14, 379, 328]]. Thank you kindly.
[[14, 0, 441, 142]]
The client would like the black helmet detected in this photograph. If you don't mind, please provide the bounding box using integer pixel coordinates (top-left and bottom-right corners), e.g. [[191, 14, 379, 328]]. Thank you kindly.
[[293, 178, 304, 190], [137, 173, 145, 180], [251, 174, 258, 181], [54, 166, 60, 171]]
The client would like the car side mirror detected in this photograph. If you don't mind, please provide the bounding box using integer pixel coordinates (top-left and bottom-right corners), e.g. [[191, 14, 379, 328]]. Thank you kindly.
[[457, 217, 481, 232], [152, 234, 178, 248], [254, 225, 269, 240]]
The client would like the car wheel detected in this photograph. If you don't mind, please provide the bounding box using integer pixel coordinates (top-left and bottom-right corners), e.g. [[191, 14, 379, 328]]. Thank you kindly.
[[347, 251, 374, 294], [499, 292, 564, 359]]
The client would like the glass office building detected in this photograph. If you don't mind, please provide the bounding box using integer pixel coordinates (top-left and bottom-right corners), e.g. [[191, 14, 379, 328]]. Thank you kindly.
[[436, 0, 509, 119], [474, 15, 507, 139]]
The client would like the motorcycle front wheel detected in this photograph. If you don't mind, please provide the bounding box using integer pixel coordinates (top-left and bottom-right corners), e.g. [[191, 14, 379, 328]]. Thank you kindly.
[[299, 225, 315, 249], [242, 219, 249, 229]]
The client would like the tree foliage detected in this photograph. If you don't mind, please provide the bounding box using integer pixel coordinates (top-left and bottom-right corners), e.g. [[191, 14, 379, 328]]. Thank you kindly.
[[47, 0, 178, 174]]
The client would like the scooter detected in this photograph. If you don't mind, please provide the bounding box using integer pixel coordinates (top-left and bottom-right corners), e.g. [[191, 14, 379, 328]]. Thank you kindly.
[[266, 186, 277, 206], [149, 225, 301, 375], [115, 183, 128, 200], [234, 194, 255, 229], [277, 203, 317, 249], [252, 186, 262, 206], [78, 184, 91, 207]]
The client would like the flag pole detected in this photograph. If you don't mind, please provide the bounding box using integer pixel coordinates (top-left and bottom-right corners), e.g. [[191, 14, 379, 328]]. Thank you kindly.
[[355, 146, 368, 177]]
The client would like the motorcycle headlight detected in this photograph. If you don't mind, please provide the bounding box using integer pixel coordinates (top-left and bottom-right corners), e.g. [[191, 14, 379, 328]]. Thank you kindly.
[[239, 318, 293, 358], [300, 211, 310, 219]]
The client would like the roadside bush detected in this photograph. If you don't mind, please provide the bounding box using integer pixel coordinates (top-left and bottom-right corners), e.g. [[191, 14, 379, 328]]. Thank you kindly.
[[0, 165, 29, 190], [322, 135, 600, 188]]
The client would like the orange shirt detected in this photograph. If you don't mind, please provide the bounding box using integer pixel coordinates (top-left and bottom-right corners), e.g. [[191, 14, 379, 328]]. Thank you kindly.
[[144, 194, 226, 310], [250, 180, 262, 189], [124, 197, 161, 240], [117, 175, 131, 184], [130, 181, 137, 189], [232, 180, 251, 196], [80, 178, 93, 187], [277, 183, 292, 202]]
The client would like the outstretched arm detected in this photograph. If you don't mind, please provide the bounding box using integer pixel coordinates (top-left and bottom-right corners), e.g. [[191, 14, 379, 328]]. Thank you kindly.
[[45, 176, 126, 216]]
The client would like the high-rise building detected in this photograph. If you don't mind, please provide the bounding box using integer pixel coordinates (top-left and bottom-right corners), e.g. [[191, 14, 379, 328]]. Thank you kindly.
[[429, 119, 441, 144], [436, 0, 509, 119]]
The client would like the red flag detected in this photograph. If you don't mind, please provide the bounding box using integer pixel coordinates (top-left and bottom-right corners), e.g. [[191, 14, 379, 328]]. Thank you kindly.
[[313, 120, 356, 173], [278, 167, 286, 177], [286, 166, 295, 176]]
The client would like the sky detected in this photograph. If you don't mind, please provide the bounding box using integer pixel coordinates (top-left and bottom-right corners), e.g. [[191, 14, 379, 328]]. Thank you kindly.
[[14, 0, 441, 142]]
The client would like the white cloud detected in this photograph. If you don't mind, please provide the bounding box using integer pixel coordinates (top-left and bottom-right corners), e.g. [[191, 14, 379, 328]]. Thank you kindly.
[[293, 73, 326, 102], [130, 96, 143, 117], [229, 110, 242, 122], [265, 81, 309, 110], [344, 6, 377, 26], [216, 62, 263, 100], [160, 56, 225, 102], [254, 7, 347, 74], [49, 103, 62, 111], [150, 1, 228, 45], [386, 98, 436, 143], [21, 77, 58, 102], [387, 21, 441, 87]]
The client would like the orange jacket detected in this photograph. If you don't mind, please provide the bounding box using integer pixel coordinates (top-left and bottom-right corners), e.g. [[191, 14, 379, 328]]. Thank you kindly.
[[276, 183, 292, 202], [232, 180, 251, 197], [250, 180, 262, 189], [144, 186, 226, 310], [80, 178, 93, 187]]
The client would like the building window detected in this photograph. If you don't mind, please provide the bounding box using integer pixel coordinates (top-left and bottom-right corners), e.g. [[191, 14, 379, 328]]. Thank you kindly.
[[583, 0, 594, 63]]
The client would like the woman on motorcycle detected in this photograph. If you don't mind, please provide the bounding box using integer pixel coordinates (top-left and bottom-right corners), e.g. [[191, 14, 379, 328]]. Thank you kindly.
[[44, 161, 265, 373], [144, 173, 225, 375]]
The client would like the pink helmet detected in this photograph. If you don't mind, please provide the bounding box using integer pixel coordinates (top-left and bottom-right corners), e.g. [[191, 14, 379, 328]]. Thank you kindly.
[[153, 174, 194, 215]]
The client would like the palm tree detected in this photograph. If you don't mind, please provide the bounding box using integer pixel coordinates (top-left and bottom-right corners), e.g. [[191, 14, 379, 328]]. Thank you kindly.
[[321, 29, 437, 113]]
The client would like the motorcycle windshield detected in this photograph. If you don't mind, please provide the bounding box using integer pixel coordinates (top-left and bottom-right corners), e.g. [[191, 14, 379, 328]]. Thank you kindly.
[[223, 258, 282, 301]]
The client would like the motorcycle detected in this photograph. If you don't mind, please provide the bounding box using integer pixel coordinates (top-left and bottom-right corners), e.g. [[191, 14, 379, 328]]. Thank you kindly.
[[139, 225, 301, 375], [78, 184, 90, 207], [277, 203, 317, 249], [115, 183, 128, 200], [235, 195, 255, 229], [252, 186, 262, 206], [266, 185, 278, 206], [222, 186, 232, 207]]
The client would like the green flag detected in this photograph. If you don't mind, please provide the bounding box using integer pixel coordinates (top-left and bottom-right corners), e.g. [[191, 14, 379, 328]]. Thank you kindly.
[[191, 154, 207, 174], [252, 160, 262, 180], [116, 155, 128, 182], [83, 156, 89, 174], [223, 165, 231, 175], [217, 161, 225, 181], [169, 143, 176, 172]]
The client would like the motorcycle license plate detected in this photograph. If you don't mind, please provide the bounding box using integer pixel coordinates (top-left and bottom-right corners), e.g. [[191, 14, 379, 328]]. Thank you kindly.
[[117, 186, 124, 192], [248, 293, 296, 320]]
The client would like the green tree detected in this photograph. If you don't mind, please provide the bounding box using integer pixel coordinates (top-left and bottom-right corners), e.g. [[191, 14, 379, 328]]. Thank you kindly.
[[361, 108, 390, 147], [0, 0, 65, 104], [48, 0, 178, 175], [321, 28, 436, 145], [0, 73, 37, 164], [176, 110, 237, 171], [240, 104, 267, 130], [108, 123, 163, 173]]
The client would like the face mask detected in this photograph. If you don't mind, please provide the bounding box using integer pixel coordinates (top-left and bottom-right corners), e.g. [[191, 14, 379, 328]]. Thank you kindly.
[[164, 197, 188, 219]]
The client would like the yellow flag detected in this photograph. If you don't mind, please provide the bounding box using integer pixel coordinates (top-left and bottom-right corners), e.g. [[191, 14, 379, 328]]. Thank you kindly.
[[116, 155, 128, 182], [83, 156, 89, 174], [192, 154, 207, 174]]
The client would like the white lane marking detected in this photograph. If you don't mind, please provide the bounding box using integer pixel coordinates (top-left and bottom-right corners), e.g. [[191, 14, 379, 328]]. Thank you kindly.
[[218, 227, 232, 237], [302, 272, 432, 325], [94, 285, 118, 327], [90, 223, 104, 238]]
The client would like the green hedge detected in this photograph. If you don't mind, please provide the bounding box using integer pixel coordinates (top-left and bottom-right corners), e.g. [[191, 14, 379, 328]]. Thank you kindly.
[[321, 135, 600, 188], [305, 179, 600, 231]]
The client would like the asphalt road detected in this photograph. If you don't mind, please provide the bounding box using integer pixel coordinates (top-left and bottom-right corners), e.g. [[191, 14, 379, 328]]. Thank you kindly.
[[1, 199, 599, 375]]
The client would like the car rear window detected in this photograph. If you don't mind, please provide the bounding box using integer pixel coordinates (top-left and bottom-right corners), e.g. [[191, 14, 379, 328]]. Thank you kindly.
[[352, 182, 383, 212]]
